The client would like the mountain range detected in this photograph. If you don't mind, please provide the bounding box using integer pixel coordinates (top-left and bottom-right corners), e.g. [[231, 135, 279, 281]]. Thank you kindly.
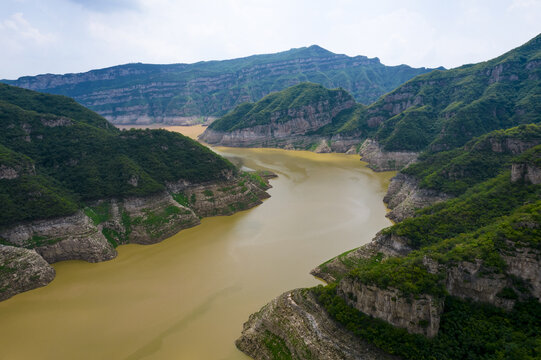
[[1, 45, 435, 125]]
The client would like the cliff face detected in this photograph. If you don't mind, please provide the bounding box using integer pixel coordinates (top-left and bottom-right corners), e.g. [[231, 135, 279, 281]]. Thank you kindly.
[[3, 46, 433, 124], [383, 174, 452, 222], [0, 211, 117, 263], [236, 289, 400, 360], [0, 173, 272, 301], [358, 139, 418, 171], [338, 279, 443, 337], [0, 245, 55, 302]]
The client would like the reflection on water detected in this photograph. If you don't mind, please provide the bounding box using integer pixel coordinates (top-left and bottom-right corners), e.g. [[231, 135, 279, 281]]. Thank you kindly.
[[0, 132, 394, 360]]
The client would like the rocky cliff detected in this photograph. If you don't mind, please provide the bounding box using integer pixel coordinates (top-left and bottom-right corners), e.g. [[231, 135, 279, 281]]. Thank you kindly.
[[0, 245, 55, 302], [383, 173, 452, 222], [358, 139, 418, 171], [338, 279, 443, 337], [236, 289, 400, 360], [3, 46, 434, 124]]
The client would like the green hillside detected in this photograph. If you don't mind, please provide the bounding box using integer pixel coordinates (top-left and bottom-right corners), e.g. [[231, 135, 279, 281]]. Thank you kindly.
[[0, 83, 235, 226], [208, 83, 354, 131], [315, 123, 541, 359], [337, 33, 541, 152]]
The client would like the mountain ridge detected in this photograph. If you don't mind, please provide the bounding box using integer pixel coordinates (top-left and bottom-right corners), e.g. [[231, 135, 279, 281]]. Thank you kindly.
[[1, 45, 436, 124]]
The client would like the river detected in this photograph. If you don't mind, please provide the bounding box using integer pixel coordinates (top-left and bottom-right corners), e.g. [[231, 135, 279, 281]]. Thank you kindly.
[[0, 126, 393, 360]]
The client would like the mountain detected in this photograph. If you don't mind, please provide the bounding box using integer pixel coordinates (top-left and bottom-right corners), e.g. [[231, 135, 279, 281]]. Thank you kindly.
[[237, 123, 541, 360], [233, 33, 541, 360], [0, 83, 272, 301], [1, 45, 435, 124], [206, 34, 541, 172], [345, 33, 541, 153], [199, 82, 361, 152]]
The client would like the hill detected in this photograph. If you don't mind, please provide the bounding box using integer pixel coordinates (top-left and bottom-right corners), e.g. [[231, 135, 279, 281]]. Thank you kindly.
[[237, 122, 541, 360], [0, 83, 271, 301], [200, 83, 362, 151], [1, 45, 434, 124], [346, 33, 541, 154]]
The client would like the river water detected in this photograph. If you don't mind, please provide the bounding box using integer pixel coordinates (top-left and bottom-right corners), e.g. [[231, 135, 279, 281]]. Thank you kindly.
[[0, 127, 393, 360]]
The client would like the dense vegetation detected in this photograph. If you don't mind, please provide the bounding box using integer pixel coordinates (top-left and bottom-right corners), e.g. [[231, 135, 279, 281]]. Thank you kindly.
[[2, 45, 434, 121], [402, 123, 541, 195], [335, 33, 541, 152], [315, 286, 541, 360], [207, 34, 541, 162], [208, 83, 354, 131], [310, 123, 541, 358], [0, 84, 236, 226]]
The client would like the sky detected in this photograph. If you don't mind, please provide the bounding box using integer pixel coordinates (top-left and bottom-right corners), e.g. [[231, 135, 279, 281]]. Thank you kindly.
[[0, 0, 540, 79]]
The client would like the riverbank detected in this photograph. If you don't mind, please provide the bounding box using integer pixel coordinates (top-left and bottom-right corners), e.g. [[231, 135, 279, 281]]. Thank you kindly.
[[0, 143, 393, 359]]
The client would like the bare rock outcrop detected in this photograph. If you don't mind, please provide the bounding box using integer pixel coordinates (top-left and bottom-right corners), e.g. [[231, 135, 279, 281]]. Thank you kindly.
[[511, 163, 541, 184], [311, 232, 413, 283], [359, 139, 418, 171], [383, 173, 452, 222], [199, 97, 355, 148], [445, 260, 515, 310], [0, 245, 55, 302], [236, 289, 400, 360], [0, 211, 116, 263], [338, 279, 443, 337]]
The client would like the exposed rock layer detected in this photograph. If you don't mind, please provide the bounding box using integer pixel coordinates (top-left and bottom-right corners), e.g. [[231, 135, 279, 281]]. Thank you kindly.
[[383, 173, 452, 222], [4, 46, 433, 123], [338, 279, 443, 337], [359, 139, 418, 171], [236, 289, 400, 360], [0, 245, 55, 302]]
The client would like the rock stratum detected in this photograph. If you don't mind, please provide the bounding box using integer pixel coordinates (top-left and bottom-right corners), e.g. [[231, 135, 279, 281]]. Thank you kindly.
[[236, 289, 399, 360], [2, 45, 434, 124]]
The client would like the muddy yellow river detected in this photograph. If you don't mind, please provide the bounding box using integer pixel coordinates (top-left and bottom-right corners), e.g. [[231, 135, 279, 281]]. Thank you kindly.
[[0, 127, 393, 360]]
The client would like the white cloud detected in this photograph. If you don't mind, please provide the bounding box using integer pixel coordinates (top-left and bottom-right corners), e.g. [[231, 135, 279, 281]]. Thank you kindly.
[[0, 0, 539, 78], [0, 12, 55, 47]]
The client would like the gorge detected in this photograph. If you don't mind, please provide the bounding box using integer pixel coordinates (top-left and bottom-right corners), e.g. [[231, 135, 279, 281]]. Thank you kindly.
[[0, 138, 394, 359]]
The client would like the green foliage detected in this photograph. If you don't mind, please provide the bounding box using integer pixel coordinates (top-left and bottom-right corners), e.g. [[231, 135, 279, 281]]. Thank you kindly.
[[315, 285, 541, 360], [209, 83, 354, 132], [0, 84, 237, 226], [403, 124, 541, 195], [172, 192, 190, 207], [203, 189, 214, 197], [335, 34, 541, 153], [84, 202, 110, 225], [349, 256, 445, 297], [243, 171, 268, 189], [386, 172, 540, 250], [262, 330, 295, 360]]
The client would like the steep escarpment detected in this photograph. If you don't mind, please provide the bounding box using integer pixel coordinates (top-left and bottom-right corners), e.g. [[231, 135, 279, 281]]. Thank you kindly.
[[238, 126, 541, 359], [2, 45, 434, 124], [200, 83, 359, 149], [236, 289, 399, 360], [0, 84, 272, 301], [358, 139, 418, 172], [0, 245, 55, 302]]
